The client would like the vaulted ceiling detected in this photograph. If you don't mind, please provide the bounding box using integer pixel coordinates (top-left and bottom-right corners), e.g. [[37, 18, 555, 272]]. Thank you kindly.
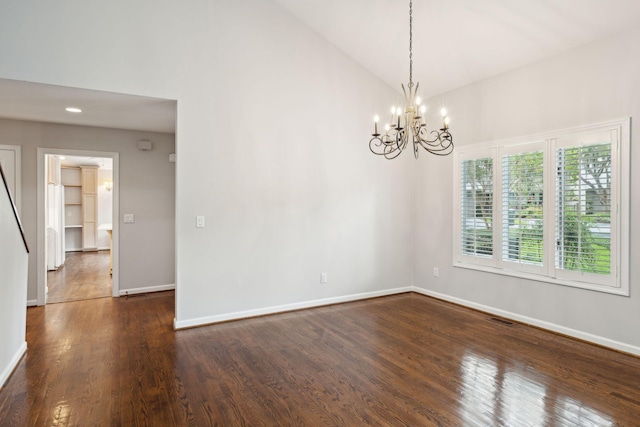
[[2, 0, 640, 132], [275, 0, 640, 97]]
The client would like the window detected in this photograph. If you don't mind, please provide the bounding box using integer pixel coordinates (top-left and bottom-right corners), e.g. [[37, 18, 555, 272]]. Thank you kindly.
[[454, 119, 629, 295], [461, 156, 493, 258]]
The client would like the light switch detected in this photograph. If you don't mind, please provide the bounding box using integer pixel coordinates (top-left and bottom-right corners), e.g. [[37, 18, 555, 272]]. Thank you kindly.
[[124, 214, 135, 223], [196, 216, 205, 228]]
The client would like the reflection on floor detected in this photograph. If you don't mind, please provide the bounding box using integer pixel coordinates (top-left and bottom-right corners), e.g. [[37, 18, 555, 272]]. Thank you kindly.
[[47, 251, 111, 303], [2, 292, 639, 425]]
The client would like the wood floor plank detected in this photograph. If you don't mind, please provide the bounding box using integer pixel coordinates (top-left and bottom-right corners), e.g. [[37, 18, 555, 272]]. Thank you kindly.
[[46, 251, 111, 303], [1, 291, 640, 426]]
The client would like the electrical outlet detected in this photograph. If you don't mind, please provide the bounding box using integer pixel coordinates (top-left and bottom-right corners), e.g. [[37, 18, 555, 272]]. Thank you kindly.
[[124, 214, 135, 223], [196, 216, 205, 228], [320, 273, 327, 283], [433, 267, 439, 277]]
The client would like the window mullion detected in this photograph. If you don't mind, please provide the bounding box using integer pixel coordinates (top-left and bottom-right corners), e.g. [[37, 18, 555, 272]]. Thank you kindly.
[[545, 139, 556, 278]]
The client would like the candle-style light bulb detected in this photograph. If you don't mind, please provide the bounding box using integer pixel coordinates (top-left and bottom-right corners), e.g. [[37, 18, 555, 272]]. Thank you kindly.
[[420, 105, 427, 125], [385, 123, 390, 135], [412, 97, 421, 119], [442, 115, 450, 130], [440, 107, 447, 117], [373, 115, 379, 135]]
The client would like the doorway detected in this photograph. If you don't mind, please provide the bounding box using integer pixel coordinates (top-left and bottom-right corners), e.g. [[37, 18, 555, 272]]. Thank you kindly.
[[37, 148, 120, 305], [44, 153, 114, 303]]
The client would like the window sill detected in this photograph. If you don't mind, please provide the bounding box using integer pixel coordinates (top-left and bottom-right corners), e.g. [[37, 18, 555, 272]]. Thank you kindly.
[[452, 262, 629, 297]]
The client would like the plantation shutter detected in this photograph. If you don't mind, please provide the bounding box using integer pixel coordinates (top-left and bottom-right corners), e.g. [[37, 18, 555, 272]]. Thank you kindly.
[[501, 151, 544, 266], [461, 158, 493, 257], [555, 143, 611, 275]]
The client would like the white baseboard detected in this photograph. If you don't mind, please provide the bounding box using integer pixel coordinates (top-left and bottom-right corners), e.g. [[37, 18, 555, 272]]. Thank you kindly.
[[0, 342, 26, 390], [119, 283, 175, 297], [26, 299, 38, 307], [412, 286, 640, 357], [174, 286, 413, 330]]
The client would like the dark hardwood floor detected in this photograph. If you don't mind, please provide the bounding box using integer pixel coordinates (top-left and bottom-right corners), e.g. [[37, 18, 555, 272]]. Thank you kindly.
[[1, 291, 639, 426], [46, 251, 111, 303]]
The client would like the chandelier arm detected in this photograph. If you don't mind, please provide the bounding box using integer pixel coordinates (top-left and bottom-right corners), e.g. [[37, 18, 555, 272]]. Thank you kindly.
[[399, 129, 409, 151], [415, 130, 454, 155], [370, 136, 393, 157], [370, 131, 408, 159], [369, 136, 395, 151], [416, 127, 448, 144], [416, 129, 441, 144], [384, 143, 403, 159], [416, 141, 454, 156]]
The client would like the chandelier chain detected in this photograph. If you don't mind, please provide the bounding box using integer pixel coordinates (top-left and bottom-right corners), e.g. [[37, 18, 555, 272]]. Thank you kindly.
[[409, 0, 413, 86]]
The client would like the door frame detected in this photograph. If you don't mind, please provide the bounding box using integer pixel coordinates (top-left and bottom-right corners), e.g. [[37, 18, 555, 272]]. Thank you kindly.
[[0, 144, 22, 213], [37, 148, 120, 305]]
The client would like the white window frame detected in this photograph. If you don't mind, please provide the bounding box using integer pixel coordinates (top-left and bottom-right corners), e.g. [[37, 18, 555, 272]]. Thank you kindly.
[[453, 118, 630, 296]]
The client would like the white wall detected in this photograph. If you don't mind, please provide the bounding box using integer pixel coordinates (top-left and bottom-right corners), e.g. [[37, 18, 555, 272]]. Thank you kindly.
[[415, 26, 640, 352], [1, 0, 636, 354], [0, 170, 28, 388], [0, 119, 175, 301], [0, 0, 411, 325]]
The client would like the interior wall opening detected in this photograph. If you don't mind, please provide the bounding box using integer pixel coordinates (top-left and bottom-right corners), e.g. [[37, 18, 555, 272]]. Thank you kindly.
[[44, 153, 114, 304]]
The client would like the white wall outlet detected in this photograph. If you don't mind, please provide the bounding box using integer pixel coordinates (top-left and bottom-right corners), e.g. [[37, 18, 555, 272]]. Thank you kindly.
[[124, 214, 135, 223], [196, 216, 205, 228], [320, 272, 327, 283], [433, 267, 439, 277]]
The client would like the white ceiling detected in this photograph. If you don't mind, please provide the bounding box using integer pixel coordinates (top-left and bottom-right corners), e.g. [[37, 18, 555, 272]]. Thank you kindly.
[[275, 0, 640, 98], [0, 79, 176, 134], [2, 1, 640, 130], [59, 155, 113, 170]]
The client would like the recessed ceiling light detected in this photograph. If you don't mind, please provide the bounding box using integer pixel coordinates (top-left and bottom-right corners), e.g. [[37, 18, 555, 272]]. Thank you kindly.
[[65, 107, 82, 113]]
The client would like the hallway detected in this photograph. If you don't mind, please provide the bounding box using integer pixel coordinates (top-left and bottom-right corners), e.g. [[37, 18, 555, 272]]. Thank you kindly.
[[47, 251, 111, 303]]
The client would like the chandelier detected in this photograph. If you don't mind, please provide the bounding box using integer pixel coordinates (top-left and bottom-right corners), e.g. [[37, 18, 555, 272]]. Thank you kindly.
[[369, 0, 454, 159]]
